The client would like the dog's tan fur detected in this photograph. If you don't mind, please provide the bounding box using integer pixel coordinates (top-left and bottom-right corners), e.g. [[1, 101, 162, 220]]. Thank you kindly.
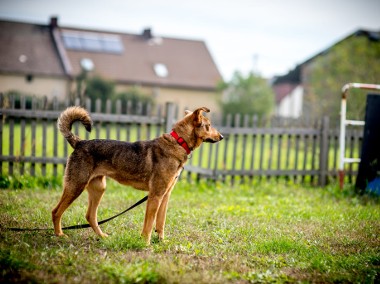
[[52, 106, 223, 244]]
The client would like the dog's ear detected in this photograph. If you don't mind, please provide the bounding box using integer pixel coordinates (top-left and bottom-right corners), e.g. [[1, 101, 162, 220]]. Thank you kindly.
[[192, 107, 210, 125]]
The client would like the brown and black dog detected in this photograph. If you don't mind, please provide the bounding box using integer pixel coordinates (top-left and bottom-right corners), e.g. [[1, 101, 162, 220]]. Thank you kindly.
[[52, 106, 223, 244]]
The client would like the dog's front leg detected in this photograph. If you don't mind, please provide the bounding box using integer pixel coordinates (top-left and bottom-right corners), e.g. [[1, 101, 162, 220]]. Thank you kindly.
[[155, 187, 173, 241], [142, 195, 162, 244]]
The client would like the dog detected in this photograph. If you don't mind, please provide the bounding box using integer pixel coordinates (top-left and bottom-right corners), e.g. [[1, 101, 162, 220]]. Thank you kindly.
[[52, 106, 223, 244]]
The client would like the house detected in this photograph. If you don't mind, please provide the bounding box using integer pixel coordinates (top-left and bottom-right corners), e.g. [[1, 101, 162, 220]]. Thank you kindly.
[[0, 19, 68, 101], [272, 66, 302, 118], [0, 17, 223, 113], [272, 29, 380, 119]]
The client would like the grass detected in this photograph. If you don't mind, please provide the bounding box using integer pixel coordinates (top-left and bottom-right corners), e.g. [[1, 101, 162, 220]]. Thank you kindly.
[[0, 177, 379, 283]]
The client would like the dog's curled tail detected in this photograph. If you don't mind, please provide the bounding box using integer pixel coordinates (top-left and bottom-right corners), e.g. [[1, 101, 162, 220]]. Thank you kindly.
[[57, 106, 92, 148]]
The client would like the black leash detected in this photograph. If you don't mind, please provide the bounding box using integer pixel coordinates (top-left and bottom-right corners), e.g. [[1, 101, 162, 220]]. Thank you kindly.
[[2, 195, 148, 232]]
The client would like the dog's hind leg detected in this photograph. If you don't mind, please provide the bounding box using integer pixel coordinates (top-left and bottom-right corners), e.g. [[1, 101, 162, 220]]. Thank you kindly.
[[86, 176, 108, 238], [52, 181, 86, 237]]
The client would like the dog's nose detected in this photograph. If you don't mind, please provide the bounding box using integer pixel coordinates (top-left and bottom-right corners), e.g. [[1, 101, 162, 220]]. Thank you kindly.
[[219, 134, 224, 140]]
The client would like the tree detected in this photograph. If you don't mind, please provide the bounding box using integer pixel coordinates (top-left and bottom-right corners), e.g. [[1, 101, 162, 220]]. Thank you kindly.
[[113, 86, 154, 114], [304, 35, 380, 121], [85, 76, 115, 107], [84, 76, 154, 113], [219, 71, 275, 124]]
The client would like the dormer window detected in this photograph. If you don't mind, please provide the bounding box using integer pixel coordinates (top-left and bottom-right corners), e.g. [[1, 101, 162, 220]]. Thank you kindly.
[[154, 63, 168, 78]]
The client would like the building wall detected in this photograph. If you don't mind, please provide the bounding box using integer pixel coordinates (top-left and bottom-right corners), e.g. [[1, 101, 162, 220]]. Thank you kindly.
[[0, 74, 68, 100], [116, 84, 221, 115], [0, 74, 221, 115], [276, 85, 303, 118]]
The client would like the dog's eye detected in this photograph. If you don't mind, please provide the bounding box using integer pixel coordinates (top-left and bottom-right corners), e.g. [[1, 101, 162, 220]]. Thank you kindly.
[[205, 125, 210, 131]]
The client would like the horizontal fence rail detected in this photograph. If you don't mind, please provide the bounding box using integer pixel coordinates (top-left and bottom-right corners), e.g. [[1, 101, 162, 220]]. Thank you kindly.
[[184, 116, 362, 186], [0, 95, 363, 186]]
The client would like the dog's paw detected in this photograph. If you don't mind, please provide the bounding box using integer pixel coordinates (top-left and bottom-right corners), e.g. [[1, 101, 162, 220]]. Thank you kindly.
[[56, 232, 68, 238], [150, 235, 166, 244], [157, 238, 167, 245], [98, 232, 109, 238]]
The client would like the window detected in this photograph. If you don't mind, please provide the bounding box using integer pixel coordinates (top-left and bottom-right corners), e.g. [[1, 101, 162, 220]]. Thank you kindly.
[[81, 35, 102, 52], [62, 31, 124, 54], [62, 34, 81, 49], [25, 74, 33, 83]]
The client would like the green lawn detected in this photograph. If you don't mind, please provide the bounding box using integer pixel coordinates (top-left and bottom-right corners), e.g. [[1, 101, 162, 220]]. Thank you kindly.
[[0, 178, 378, 283]]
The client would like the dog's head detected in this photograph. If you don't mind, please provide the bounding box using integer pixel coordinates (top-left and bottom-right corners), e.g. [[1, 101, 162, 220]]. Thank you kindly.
[[175, 107, 223, 150]]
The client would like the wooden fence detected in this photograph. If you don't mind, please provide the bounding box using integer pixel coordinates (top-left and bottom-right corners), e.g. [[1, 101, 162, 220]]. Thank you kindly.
[[0, 95, 362, 186]]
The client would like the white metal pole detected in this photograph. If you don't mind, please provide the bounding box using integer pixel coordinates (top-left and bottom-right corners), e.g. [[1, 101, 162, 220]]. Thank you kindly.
[[338, 97, 346, 188], [338, 82, 380, 188]]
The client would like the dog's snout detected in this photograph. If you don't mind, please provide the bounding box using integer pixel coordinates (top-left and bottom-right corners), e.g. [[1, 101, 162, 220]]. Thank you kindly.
[[219, 133, 224, 140]]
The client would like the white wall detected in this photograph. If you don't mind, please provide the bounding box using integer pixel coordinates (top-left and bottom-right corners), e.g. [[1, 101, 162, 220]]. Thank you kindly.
[[276, 85, 303, 118]]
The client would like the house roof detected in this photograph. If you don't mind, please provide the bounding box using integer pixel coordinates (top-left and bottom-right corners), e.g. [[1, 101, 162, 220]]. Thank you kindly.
[[0, 20, 65, 77], [59, 26, 222, 90], [272, 65, 301, 85], [273, 83, 299, 104], [0, 18, 222, 91]]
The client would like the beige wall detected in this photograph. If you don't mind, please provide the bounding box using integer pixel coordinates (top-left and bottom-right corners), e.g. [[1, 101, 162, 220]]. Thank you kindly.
[[0, 74, 221, 116], [116, 84, 221, 116], [0, 74, 68, 100]]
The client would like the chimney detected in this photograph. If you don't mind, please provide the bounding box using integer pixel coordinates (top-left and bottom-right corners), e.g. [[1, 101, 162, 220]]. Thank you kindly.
[[49, 16, 58, 29], [142, 28, 152, 39]]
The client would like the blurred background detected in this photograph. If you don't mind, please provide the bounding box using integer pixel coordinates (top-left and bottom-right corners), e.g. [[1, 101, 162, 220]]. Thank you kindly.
[[0, 0, 379, 122]]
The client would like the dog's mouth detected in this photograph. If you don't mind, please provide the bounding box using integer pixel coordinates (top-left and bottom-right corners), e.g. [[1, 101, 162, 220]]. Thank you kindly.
[[204, 134, 223, 143]]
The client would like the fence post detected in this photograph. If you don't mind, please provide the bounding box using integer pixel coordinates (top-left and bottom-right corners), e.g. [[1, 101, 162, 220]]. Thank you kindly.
[[319, 116, 329, 186], [165, 102, 176, 133]]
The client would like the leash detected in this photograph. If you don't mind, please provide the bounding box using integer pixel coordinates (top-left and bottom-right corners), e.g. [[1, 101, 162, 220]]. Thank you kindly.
[[2, 195, 148, 232]]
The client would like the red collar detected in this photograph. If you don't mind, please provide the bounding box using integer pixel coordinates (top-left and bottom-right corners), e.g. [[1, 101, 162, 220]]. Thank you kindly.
[[170, 130, 191, 155]]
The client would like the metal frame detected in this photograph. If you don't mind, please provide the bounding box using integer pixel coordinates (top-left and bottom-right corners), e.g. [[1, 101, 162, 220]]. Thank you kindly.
[[338, 83, 380, 188]]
